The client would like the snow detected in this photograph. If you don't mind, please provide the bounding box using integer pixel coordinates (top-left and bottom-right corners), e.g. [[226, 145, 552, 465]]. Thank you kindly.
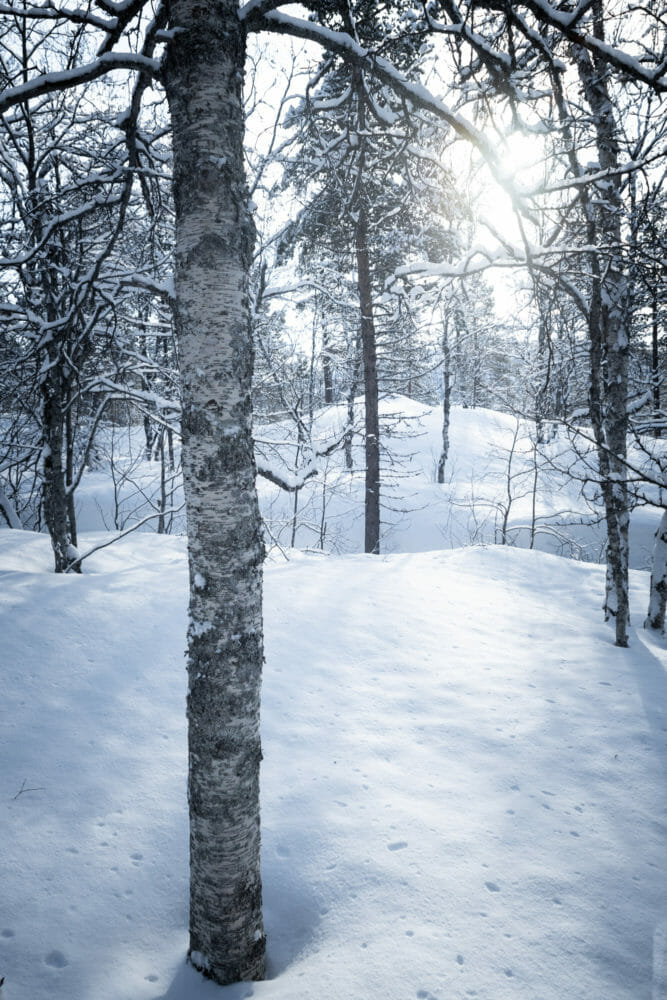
[[1, 404, 667, 1000]]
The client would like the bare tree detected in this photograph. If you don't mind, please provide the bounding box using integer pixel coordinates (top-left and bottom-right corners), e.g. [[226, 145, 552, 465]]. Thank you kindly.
[[1, 0, 664, 982]]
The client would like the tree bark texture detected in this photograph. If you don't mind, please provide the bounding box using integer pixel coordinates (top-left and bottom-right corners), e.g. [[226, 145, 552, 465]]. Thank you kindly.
[[355, 205, 380, 554], [575, 35, 631, 646], [437, 317, 451, 484], [645, 510, 667, 632], [164, 1, 265, 984], [41, 352, 73, 573]]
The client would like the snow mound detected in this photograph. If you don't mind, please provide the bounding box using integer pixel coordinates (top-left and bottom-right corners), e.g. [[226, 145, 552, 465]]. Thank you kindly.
[[1, 531, 667, 1000]]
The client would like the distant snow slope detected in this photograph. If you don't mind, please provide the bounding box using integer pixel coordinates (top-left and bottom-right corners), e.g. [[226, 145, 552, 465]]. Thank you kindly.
[[1, 529, 666, 1000], [256, 396, 663, 566], [72, 397, 663, 568]]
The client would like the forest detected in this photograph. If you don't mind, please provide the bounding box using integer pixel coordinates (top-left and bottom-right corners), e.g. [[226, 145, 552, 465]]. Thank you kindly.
[[0, 1, 666, 998]]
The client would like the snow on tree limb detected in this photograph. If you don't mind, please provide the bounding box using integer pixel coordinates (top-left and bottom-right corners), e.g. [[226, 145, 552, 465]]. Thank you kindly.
[[0, 53, 161, 115], [520, 0, 667, 90], [244, 9, 501, 159]]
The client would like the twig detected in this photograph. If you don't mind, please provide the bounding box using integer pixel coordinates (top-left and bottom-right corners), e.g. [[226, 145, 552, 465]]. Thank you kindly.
[[67, 503, 186, 570], [12, 778, 45, 799]]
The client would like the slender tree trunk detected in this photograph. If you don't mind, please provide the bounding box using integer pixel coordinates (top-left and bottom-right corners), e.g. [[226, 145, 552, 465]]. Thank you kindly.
[[535, 311, 550, 445], [645, 509, 667, 632], [65, 402, 79, 552], [322, 325, 334, 405], [344, 336, 361, 471], [41, 360, 71, 573], [140, 334, 155, 459], [168, 428, 175, 471], [575, 32, 631, 646], [355, 205, 380, 554], [164, 1, 265, 984], [0, 484, 22, 529], [652, 284, 661, 437], [437, 317, 451, 484], [157, 428, 166, 535]]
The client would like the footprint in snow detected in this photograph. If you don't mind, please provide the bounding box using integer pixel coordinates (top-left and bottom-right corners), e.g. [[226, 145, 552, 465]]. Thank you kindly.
[[387, 841, 408, 852], [485, 881, 501, 893], [45, 950, 68, 968]]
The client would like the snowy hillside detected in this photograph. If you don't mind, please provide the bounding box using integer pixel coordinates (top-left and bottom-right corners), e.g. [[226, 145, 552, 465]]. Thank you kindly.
[[257, 397, 663, 565], [72, 397, 664, 568], [1, 533, 667, 1000], [1, 400, 667, 1000]]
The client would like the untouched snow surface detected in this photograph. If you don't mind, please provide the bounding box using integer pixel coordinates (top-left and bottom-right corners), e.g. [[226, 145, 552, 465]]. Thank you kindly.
[[2, 529, 667, 1000]]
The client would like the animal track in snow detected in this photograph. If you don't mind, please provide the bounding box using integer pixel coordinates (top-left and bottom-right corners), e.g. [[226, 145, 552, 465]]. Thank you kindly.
[[1, 929, 15, 939], [45, 950, 68, 968], [387, 841, 408, 851], [484, 881, 501, 893]]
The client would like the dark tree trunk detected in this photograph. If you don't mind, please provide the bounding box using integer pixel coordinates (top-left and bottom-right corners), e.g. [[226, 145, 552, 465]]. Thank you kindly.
[[41, 360, 72, 573], [164, 0, 265, 983], [355, 204, 380, 554], [322, 326, 334, 405], [652, 284, 661, 437]]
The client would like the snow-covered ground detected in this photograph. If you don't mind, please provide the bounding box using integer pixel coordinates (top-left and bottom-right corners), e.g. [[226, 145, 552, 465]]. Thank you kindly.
[[2, 403, 666, 1000]]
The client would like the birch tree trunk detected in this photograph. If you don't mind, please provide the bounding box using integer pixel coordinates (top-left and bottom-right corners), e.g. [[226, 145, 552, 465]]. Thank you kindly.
[[0, 485, 22, 529], [645, 509, 667, 632], [574, 22, 631, 647], [437, 315, 451, 484], [164, 1, 265, 983]]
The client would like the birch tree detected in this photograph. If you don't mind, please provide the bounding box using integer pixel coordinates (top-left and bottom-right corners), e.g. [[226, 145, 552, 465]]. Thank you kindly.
[[1, 0, 664, 984]]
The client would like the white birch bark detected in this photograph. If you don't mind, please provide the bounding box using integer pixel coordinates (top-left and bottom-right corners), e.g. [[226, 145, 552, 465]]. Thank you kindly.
[[574, 25, 631, 646], [645, 510, 667, 632], [0, 484, 22, 529], [164, 0, 265, 983]]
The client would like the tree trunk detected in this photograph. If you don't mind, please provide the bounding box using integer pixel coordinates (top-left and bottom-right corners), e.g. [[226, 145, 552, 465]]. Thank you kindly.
[[344, 336, 361, 471], [355, 205, 380, 554], [437, 316, 451, 484], [645, 509, 667, 632], [652, 283, 661, 437], [0, 483, 22, 529], [322, 325, 334, 405], [41, 359, 72, 573], [164, 1, 265, 984], [575, 33, 631, 647], [65, 403, 79, 553]]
